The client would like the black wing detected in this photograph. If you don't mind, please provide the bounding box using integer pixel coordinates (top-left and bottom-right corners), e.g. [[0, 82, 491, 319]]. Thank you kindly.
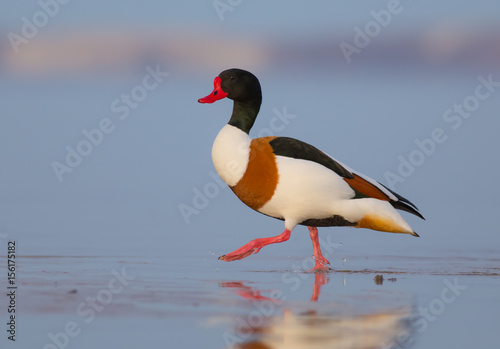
[[269, 137, 354, 179]]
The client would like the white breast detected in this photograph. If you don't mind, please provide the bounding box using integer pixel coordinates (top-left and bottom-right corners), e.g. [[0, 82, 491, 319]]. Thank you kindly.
[[211, 124, 251, 187]]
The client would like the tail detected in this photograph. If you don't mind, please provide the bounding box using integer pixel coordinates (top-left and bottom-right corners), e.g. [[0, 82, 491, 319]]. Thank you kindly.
[[351, 199, 419, 236]]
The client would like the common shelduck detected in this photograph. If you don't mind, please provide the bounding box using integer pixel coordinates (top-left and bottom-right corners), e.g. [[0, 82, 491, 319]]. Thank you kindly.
[[198, 69, 424, 270]]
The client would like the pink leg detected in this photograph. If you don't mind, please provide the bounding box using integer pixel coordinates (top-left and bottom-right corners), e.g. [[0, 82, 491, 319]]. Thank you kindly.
[[308, 226, 330, 271], [219, 228, 291, 262]]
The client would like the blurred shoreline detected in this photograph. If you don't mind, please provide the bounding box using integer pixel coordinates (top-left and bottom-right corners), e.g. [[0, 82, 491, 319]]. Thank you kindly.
[[1, 22, 500, 79]]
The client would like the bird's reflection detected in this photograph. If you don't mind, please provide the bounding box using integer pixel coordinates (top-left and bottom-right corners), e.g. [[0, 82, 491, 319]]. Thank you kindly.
[[220, 272, 329, 303], [310, 272, 329, 302], [220, 272, 413, 349], [219, 281, 279, 302]]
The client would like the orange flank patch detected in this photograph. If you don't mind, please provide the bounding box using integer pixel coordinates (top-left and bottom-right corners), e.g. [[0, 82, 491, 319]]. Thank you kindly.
[[344, 174, 389, 201], [231, 137, 279, 211], [356, 214, 407, 234]]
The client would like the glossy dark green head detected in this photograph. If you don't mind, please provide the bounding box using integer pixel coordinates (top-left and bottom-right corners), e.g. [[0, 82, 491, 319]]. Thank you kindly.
[[199, 68, 262, 134], [218, 68, 262, 106]]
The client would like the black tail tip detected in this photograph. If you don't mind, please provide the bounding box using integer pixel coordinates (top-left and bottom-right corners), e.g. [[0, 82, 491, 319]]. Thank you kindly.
[[412, 231, 420, 237]]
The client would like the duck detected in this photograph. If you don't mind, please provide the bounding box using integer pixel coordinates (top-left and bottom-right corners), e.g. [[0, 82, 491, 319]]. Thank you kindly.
[[198, 68, 424, 270]]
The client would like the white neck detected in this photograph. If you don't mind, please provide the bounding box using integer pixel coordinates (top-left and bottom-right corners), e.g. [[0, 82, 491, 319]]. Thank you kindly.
[[211, 124, 251, 187]]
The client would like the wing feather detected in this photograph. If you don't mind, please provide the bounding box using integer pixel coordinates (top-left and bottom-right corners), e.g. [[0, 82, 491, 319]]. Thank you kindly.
[[268, 136, 424, 220]]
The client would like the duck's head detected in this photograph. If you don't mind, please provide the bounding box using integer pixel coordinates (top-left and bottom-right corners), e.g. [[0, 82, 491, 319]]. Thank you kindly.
[[198, 68, 262, 106], [198, 69, 262, 134]]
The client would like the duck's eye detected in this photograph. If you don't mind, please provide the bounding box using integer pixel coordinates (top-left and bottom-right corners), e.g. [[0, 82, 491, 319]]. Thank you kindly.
[[229, 75, 236, 81]]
